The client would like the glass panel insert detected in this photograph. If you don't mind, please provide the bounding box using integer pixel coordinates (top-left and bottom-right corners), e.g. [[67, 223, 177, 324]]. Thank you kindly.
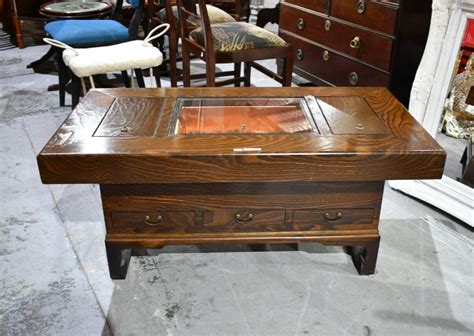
[[170, 97, 318, 135]]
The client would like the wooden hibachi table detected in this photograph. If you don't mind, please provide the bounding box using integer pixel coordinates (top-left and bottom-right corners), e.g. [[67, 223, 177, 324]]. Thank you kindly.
[[37, 87, 446, 279]]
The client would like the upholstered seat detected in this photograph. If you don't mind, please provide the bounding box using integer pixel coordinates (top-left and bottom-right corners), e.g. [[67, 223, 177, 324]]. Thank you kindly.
[[44, 19, 129, 46], [61, 40, 163, 78], [190, 22, 287, 52]]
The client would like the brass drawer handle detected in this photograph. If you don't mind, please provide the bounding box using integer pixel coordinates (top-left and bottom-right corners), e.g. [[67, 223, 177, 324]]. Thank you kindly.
[[323, 50, 329, 61], [144, 215, 163, 226], [120, 126, 129, 133], [324, 212, 342, 222], [296, 48, 304, 61], [297, 18, 305, 30], [350, 36, 361, 49], [235, 213, 253, 223], [349, 72, 359, 86], [357, 0, 366, 14], [324, 20, 331, 31]]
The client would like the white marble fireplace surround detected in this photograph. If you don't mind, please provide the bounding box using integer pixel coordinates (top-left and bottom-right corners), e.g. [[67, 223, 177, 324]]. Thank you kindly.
[[390, 0, 474, 226]]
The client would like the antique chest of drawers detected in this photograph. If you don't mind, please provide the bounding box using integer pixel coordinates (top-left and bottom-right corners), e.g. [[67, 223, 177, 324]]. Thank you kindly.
[[279, 0, 432, 106], [37, 87, 445, 279]]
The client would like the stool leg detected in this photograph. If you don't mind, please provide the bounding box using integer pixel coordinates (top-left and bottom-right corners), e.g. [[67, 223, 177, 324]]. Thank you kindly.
[[71, 75, 81, 109], [80, 78, 87, 96], [121, 71, 130, 88], [152, 67, 162, 88], [89, 76, 96, 88], [135, 69, 145, 88], [56, 50, 67, 107], [244, 62, 251, 87]]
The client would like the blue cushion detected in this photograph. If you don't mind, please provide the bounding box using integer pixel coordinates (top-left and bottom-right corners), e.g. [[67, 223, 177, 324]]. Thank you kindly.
[[44, 20, 129, 46]]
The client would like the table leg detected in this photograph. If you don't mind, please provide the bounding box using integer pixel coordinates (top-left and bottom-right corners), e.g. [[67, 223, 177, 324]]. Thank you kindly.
[[105, 242, 132, 280], [27, 46, 56, 70], [344, 237, 380, 275]]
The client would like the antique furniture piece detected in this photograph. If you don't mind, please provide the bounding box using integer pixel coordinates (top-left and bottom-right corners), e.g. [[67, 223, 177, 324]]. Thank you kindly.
[[1, 0, 47, 48], [37, 87, 446, 279], [148, 0, 236, 86], [278, 0, 432, 107], [177, 0, 293, 87], [39, 0, 113, 19]]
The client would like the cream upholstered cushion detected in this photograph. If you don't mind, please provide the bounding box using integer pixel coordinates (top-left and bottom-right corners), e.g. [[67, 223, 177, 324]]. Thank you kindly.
[[62, 40, 163, 78]]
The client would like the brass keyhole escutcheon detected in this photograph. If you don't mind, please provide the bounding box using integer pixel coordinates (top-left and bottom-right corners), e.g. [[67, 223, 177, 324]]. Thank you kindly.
[[324, 212, 342, 222], [144, 215, 163, 226], [355, 123, 364, 130], [357, 0, 366, 14], [296, 48, 304, 61], [323, 50, 330, 61], [324, 20, 331, 31], [235, 213, 254, 223], [349, 72, 359, 86], [297, 18, 305, 30], [350, 36, 361, 49]]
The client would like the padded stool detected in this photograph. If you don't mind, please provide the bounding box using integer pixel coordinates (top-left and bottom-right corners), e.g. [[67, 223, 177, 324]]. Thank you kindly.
[[44, 24, 170, 106]]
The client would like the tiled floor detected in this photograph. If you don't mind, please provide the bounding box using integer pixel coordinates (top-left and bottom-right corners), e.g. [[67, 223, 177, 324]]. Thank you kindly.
[[0, 45, 473, 336]]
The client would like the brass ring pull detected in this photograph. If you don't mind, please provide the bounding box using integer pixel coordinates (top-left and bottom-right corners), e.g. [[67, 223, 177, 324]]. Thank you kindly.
[[350, 36, 361, 49], [235, 213, 253, 223], [323, 50, 329, 61], [324, 212, 342, 222], [144, 215, 162, 226], [324, 20, 331, 31], [296, 48, 304, 61], [297, 18, 305, 30], [357, 0, 366, 14], [349, 72, 359, 86]]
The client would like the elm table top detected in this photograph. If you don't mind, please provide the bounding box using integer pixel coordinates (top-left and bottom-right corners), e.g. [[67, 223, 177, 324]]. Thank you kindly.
[[37, 87, 446, 184]]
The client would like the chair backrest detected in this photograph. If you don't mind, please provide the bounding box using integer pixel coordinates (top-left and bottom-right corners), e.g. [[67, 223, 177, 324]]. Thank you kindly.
[[111, 0, 145, 39], [208, 0, 250, 22], [176, 0, 213, 54]]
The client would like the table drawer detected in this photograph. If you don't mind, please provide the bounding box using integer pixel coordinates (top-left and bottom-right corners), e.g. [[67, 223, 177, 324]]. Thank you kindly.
[[283, 0, 329, 14], [280, 3, 393, 71], [331, 0, 398, 36], [110, 211, 196, 234], [293, 209, 375, 231], [202, 209, 287, 232], [281, 32, 390, 87]]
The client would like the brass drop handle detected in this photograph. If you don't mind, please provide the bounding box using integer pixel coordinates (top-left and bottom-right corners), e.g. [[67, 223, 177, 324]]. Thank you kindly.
[[235, 213, 254, 223], [144, 215, 163, 226], [324, 212, 342, 222], [350, 36, 361, 49], [296, 48, 304, 61], [357, 0, 366, 14], [297, 18, 305, 30]]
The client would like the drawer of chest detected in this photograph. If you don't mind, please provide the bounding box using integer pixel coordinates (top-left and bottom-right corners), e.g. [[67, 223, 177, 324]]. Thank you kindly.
[[280, 3, 393, 71], [292, 209, 375, 231], [283, 0, 329, 14], [201, 209, 287, 232], [110, 211, 197, 234], [331, 0, 399, 36], [281, 32, 390, 87]]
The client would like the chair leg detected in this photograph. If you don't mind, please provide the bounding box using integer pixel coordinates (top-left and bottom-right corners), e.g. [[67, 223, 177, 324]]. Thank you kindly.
[[121, 71, 130, 88], [56, 50, 67, 107], [169, 35, 179, 87], [153, 67, 162, 88], [206, 59, 216, 87], [135, 69, 145, 88], [282, 52, 294, 87], [182, 47, 191, 87], [234, 62, 241, 87], [71, 75, 81, 109], [244, 62, 251, 87]]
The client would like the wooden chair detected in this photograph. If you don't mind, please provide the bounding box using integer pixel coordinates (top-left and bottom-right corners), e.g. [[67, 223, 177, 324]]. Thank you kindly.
[[148, 0, 236, 86], [176, 0, 293, 87]]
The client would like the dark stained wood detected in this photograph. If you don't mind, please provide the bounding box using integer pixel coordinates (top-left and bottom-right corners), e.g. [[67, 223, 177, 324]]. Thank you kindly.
[[280, 3, 394, 71], [284, 0, 328, 14], [279, 0, 432, 107], [280, 32, 391, 88], [331, 0, 398, 36], [37, 87, 446, 279]]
